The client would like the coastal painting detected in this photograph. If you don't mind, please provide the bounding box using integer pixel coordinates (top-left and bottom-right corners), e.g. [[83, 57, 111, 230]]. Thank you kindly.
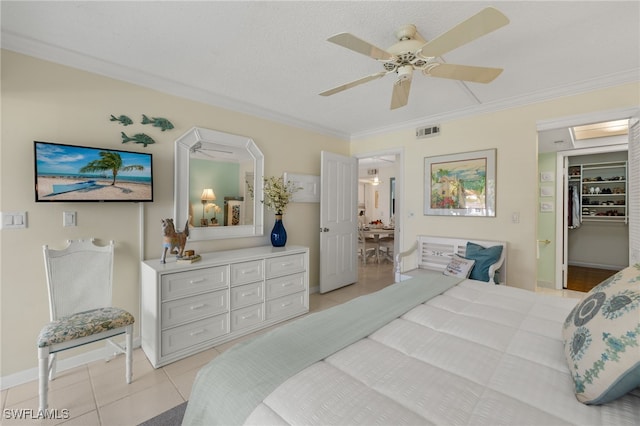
[[34, 141, 153, 202], [424, 149, 496, 216]]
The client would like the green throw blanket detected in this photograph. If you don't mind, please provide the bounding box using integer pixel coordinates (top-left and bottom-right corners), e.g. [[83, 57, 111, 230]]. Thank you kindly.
[[182, 274, 461, 426]]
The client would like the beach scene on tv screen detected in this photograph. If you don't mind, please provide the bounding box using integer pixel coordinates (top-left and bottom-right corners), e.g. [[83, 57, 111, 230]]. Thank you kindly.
[[35, 143, 152, 201]]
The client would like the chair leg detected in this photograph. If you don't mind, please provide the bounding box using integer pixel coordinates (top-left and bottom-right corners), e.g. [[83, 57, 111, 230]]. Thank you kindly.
[[125, 325, 133, 384], [48, 353, 57, 381], [38, 347, 49, 411]]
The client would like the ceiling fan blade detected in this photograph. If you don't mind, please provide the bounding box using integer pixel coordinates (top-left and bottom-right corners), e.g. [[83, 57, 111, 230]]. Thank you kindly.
[[319, 71, 388, 96], [327, 33, 394, 61], [390, 77, 412, 110], [419, 7, 509, 58], [427, 63, 503, 83]]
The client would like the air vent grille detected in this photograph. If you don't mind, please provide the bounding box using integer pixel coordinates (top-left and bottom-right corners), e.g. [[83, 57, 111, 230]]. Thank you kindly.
[[416, 125, 440, 139]]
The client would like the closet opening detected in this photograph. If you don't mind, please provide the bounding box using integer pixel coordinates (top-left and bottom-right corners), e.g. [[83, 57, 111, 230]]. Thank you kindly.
[[565, 150, 628, 291], [537, 108, 636, 292]]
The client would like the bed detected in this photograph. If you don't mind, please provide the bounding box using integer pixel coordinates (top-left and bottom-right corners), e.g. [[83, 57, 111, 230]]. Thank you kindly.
[[182, 239, 640, 426]]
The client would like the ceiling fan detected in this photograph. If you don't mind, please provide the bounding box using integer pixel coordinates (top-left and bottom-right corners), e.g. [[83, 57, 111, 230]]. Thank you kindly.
[[319, 7, 509, 110]]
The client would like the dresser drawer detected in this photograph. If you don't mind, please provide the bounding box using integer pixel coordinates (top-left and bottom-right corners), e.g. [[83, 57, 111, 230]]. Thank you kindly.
[[161, 314, 228, 356], [161, 266, 227, 301], [266, 273, 305, 300], [266, 292, 306, 320], [230, 260, 264, 286], [230, 282, 264, 309], [265, 253, 305, 278], [230, 304, 263, 332], [162, 289, 228, 329]]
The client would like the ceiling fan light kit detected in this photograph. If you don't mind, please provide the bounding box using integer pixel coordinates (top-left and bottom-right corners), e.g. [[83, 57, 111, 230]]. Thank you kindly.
[[320, 7, 510, 109]]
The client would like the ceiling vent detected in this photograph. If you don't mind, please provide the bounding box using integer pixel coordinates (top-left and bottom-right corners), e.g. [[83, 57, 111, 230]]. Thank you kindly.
[[416, 124, 440, 139], [367, 168, 378, 175]]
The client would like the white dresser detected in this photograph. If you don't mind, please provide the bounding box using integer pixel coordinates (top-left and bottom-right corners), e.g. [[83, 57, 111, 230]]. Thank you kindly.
[[140, 245, 309, 368]]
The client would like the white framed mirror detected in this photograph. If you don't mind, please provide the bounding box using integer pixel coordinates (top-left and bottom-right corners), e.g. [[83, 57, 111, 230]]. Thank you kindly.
[[174, 127, 264, 241]]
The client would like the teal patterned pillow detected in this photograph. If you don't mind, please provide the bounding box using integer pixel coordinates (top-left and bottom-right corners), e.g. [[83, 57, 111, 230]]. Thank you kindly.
[[562, 264, 640, 404]]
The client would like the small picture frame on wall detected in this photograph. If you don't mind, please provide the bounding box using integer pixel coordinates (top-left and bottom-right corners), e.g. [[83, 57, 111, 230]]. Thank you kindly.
[[283, 172, 320, 203], [540, 171, 554, 182], [540, 202, 554, 212], [540, 186, 554, 197]]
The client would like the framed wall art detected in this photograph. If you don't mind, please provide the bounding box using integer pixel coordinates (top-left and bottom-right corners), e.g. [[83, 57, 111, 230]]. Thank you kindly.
[[424, 149, 496, 217]]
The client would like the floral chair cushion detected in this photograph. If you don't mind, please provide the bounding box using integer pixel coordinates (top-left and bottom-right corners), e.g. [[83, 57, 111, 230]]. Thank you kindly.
[[38, 307, 134, 348], [562, 264, 640, 404]]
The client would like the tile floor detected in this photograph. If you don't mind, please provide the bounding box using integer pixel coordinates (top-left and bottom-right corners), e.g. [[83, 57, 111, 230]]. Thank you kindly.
[[1, 262, 582, 426]]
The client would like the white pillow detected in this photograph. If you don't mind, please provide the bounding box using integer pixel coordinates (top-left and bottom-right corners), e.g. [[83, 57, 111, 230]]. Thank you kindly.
[[443, 254, 475, 279], [562, 264, 640, 404]]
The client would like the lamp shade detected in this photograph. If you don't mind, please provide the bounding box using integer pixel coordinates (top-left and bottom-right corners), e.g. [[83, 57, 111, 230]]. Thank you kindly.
[[201, 188, 216, 202]]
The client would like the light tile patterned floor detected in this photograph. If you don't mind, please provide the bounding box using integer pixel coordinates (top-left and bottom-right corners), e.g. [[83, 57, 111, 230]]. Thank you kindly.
[[1, 262, 581, 425]]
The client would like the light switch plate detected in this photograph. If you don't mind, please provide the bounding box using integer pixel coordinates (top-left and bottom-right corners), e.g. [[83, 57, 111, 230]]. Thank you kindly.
[[1, 211, 27, 229], [63, 211, 77, 227]]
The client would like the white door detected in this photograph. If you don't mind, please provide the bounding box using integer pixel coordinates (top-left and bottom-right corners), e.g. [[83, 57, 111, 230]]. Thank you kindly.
[[319, 151, 358, 293]]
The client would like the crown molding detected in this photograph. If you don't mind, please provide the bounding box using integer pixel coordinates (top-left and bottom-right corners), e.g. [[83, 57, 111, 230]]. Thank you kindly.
[[3, 31, 636, 143], [1, 32, 351, 141], [350, 69, 640, 141]]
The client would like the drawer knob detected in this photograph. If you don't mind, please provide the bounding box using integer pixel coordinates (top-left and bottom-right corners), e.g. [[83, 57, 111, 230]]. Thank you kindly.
[[281, 281, 293, 287], [190, 329, 206, 337], [241, 291, 255, 297], [189, 277, 206, 284], [241, 268, 258, 275], [241, 313, 257, 320], [190, 303, 205, 310], [281, 302, 292, 308]]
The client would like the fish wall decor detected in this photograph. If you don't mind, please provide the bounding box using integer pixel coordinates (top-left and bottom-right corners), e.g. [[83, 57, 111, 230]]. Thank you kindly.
[[141, 115, 174, 131], [121, 132, 156, 147], [109, 114, 133, 126]]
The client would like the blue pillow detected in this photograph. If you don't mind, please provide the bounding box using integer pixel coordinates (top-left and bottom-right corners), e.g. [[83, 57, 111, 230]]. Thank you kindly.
[[465, 242, 503, 282]]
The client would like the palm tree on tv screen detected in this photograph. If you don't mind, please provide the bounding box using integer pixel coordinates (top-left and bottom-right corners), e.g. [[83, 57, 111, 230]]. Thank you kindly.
[[79, 151, 144, 185]]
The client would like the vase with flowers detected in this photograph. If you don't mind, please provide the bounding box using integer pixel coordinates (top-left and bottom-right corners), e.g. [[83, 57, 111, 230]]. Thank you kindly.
[[261, 176, 300, 247]]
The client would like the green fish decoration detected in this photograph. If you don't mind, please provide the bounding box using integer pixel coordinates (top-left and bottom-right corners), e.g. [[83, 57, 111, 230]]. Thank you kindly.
[[141, 114, 174, 132], [121, 132, 156, 147], [109, 114, 133, 126]]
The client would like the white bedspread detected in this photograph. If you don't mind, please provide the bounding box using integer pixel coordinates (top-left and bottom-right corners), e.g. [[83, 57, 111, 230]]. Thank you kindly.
[[246, 280, 640, 425]]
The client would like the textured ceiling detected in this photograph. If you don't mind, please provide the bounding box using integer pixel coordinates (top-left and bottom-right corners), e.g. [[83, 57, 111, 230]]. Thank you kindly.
[[2, 1, 639, 140]]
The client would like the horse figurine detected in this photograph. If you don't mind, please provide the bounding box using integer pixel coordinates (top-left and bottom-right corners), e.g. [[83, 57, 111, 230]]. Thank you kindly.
[[160, 218, 190, 263]]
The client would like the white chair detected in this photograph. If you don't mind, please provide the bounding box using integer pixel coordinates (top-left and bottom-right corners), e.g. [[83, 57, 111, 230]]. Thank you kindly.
[[378, 234, 394, 263], [38, 239, 134, 411], [358, 229, 377, 265]]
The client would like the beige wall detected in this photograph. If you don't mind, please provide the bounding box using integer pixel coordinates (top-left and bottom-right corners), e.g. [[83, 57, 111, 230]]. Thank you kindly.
[[0, 50, 347, 377], [1, 48, 638, 379], [351, 83, 639, 290]]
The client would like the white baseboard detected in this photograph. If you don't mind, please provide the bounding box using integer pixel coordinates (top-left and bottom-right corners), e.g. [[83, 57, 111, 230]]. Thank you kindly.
[[567, 261, 624, 271], [0, 337, 141, 391], [536, 280, 555, 289]]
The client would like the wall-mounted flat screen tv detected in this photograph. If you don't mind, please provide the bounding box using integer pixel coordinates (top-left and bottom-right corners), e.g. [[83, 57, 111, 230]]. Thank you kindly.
[[34, 141, 153, 202]]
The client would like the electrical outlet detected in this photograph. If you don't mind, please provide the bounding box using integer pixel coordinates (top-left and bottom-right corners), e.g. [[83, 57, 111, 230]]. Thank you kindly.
[[512, 212, 520, 224]]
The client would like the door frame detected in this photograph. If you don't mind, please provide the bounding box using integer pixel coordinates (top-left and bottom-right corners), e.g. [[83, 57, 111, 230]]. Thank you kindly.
[[537, 106, 637, 290], [355, 147, 404, 270], [554, 144, 628, 289]]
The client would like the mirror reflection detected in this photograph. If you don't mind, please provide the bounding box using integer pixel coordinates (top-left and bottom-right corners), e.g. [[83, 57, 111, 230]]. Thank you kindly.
[[175, 127, 264, 241]]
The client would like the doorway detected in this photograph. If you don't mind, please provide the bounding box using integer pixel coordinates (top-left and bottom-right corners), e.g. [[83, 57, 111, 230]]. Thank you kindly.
[[563, 150, 628, 291], [356, 149, 403, 276], [536, 108, 635, 291]]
